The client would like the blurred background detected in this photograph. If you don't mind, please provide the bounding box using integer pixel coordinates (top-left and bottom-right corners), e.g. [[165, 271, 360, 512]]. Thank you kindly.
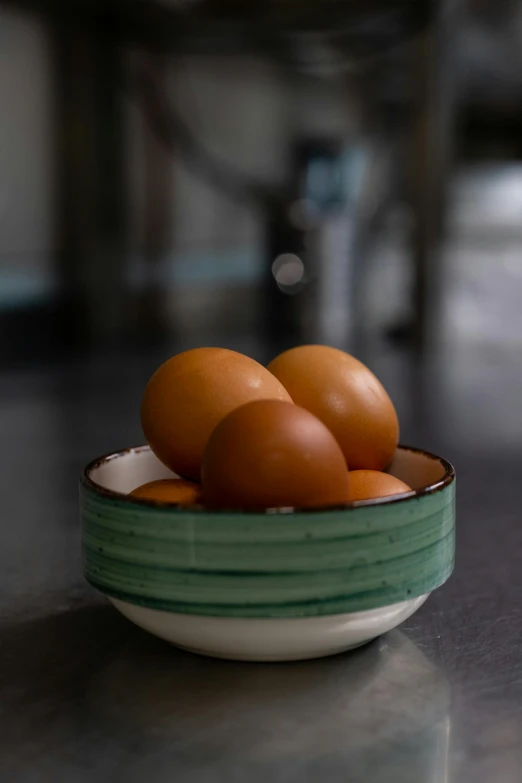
[[2, 0, 522, 503], [1, 0, 521, 458], [3, 3, 522, 780], [1, 0, 521, 363], [1, 0, 522, 480]]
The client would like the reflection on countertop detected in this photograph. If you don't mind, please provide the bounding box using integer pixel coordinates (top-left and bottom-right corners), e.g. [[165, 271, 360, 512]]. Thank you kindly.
[[86, 630, 450, 782]]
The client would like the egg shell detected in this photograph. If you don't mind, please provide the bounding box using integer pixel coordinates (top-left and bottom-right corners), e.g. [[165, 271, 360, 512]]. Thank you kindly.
[[130, 479, 201, 505], [268, 345, 399, 471], [348, 471, 412, 503], [141, 348, 291, 480], [202, 399, 350, 510]]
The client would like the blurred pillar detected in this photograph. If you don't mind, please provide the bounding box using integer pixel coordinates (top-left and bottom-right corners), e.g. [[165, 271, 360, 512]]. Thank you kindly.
[[264, 139, 352, 345], [409, 0, 459, 356], [134, 53, 172, 341], [51, 14, 128, 348]]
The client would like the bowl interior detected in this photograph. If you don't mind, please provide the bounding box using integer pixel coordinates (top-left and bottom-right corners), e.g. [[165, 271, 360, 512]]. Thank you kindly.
[[90, 448, 177, 494], [88, 445, 450, 499], [388, 448, 447, 491]]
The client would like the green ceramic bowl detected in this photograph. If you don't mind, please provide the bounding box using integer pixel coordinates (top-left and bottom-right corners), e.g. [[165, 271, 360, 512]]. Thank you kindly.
[[81, 445, 455, 661]]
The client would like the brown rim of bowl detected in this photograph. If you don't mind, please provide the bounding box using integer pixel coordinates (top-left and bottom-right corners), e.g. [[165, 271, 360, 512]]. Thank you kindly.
[[81, 444, 455, 515]]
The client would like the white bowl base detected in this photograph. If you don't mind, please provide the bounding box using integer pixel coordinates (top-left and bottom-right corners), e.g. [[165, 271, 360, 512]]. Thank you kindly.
[[110, 594, 429, 662]]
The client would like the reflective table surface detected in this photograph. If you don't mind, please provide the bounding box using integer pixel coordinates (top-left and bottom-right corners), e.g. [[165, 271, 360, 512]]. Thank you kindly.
[[1, 339, 521, 783]]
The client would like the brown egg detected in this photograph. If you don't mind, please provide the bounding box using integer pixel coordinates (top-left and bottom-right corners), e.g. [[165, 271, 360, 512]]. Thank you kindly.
[[268, 345, 399, 471], [130, 479, 201, 505], [348, 471, 412, 503], [141, 348, 292, 480], [201, 399, 350, 510]]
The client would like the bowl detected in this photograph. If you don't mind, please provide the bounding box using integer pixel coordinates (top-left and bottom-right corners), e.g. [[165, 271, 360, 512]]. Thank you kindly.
[[81, 445, 455, 661]]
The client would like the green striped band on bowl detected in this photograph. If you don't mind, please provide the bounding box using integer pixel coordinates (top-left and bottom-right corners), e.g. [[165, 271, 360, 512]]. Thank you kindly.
[[81, 478, 455, 618]]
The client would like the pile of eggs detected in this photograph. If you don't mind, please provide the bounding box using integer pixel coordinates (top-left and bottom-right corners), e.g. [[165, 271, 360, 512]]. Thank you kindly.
[[131, 345, 412, 509]]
